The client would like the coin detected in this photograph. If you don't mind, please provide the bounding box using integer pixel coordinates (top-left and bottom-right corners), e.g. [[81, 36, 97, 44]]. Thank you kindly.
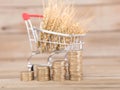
[[53, 61, 65, 67], [70, 77, 83, 81], [37, 66, 50, 81], [52, 60, 66, 81], [20, 71, 34, 81], [68, 50, 83, 81]]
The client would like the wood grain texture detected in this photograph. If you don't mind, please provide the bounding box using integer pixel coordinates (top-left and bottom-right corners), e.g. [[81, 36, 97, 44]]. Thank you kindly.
[[0, 58, 120, 89], [0, 8, 43, 34], [0, 32, 120, 59], [0, 57, 120, 79], [1, 79, 120, 90], [0, 0, 120, 89], [0, 0, 43, 7], [84, 32, 120, 57], [0, 0, 120, 6], [0, 4, 120, 34]]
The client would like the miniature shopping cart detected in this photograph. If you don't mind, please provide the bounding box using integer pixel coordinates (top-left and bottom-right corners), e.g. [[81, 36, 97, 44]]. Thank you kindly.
[[22, 13, 85, 74]]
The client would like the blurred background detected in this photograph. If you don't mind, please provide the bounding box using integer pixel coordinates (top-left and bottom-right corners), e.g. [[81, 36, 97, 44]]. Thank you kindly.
[[0, 0, 120, 79]]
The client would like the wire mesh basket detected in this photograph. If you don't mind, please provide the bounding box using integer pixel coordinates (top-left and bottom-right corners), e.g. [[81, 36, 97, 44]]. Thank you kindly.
[[22, 13, 85, 79]]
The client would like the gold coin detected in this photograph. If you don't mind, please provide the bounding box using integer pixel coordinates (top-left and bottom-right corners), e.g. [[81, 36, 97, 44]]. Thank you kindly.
[[68, 50, 83, 81], [37, 70, 50, 74], [53, 78, 65, 80], [68, 51, 82, 54], [70, 72, 82, 76], [70, 77, 82, 81], [69, 65, 82, 69], [53, 77, 65, 80], [36, 66, 50, 81], [37, 76, 50, 81], [53, 69, 65, 71], [52, 67, 65, 69], [37, 66, 49, 69], [67, 54, 82, 57], [52, 61, 65, 67], [20, 71, 34, 81], [70, 73, 82, 76], [68, 53, 82, 55], [68, 54, 82, 58], [68, 57, 82, 60], [53, 72, 65, 75], [52, 60, 66, 80], [37, 78, 50, 81], [69, 62, 82, 66], [53, 76, 65, 78], [53, 79, 65, 81], [53, 74, 65, 77], [68, 56, 82, 59], [70, 70, 82, 73], [69, 65, 82, 68]]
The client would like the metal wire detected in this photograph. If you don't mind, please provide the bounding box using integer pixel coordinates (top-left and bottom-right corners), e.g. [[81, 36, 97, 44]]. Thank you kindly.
[[24, 19, 85, 72]]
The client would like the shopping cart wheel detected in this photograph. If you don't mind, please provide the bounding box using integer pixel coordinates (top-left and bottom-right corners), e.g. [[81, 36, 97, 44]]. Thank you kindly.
[[27, 63, 34, 71], [31, 65, 34, 71]]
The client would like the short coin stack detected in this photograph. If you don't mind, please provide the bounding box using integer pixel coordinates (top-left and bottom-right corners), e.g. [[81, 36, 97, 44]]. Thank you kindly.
[[52, 60, 66, 81], [68, 50, 83, 81], [20, 71, 34, 81], [37, 66, 50, 81]]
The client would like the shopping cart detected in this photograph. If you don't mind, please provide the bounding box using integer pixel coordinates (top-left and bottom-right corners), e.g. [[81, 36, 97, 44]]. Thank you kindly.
[[22, 13, 85, 78]]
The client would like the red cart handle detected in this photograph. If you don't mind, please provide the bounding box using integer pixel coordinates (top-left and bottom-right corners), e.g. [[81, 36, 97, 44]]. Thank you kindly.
[[22, 13, 43, 20]]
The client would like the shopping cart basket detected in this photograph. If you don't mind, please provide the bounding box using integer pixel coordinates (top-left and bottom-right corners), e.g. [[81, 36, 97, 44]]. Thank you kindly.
[[22, 13, 85, 73]]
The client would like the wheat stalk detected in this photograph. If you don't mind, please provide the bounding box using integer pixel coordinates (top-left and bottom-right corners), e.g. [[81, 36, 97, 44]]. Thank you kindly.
[[39, 0, 93, 52]]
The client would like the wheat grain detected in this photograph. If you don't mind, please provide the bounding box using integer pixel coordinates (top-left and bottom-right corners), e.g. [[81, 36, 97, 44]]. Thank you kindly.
[[38, 0, 93, 52]]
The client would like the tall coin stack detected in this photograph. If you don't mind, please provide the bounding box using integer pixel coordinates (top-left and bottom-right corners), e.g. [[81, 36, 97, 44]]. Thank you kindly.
[[20, 71, 34, 81], [52, 60, 66, 81], [37, 66, 50, 81], [68, 50, 83, 81]]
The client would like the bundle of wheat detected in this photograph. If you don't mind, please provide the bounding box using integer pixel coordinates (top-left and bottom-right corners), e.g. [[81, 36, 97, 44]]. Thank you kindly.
[[38, 0, 92, 52], [42, 0, 87, 34]]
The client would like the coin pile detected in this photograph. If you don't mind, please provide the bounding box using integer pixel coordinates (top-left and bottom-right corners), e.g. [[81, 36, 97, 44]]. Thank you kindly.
[[37, 66, 50, 81], [52, 60, 66, 81], [68, 50, 83, 81], [20, 71, 34, 81]]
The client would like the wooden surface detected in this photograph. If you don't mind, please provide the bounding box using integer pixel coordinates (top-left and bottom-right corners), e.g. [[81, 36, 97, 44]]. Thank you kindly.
[[0, 57, 120, 89], [0, 0, 120, 89], [0, 0, 120, 60], [0, 31, 120, 59], [0, 0, 120, 34], [1, 79, 120, 90], [0, 2, 120, 33], [1, 57, 120, 79]]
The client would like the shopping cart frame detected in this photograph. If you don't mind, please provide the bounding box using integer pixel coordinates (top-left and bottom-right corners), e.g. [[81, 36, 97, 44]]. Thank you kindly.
[[22, 13, 85, 78]]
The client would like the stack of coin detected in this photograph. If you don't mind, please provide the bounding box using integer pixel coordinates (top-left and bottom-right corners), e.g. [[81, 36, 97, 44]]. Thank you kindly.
[[37, 66, 50, 81], [68, 50, 83, 81], [52, 60, 66, 81], [20, 71, 34, 81]]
